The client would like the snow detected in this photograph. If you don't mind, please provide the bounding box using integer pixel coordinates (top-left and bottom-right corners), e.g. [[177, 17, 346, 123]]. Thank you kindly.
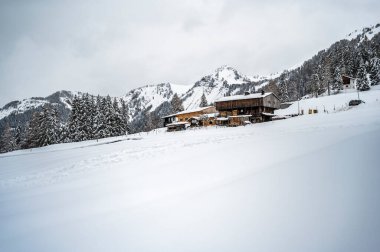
[[1, 88, 380, 251], [170, 83, 191, 95], [215, 92, 272, 102], [275, 86, 380, 116], [122, 83, 174, 117], [346, 24, 380, 42]]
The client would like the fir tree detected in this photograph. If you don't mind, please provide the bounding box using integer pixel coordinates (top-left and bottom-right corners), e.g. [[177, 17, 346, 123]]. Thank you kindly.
[[200, 93, 208, 107], [0, 124, 16, 153], [95, 95, 106, 139], [112, 98, 124, 136], [356, 60, 370, 91], [331, 66, 343, 93], [68, 95, 81, 142], [14, 125, 23, 148], [369, 57, 380, 85], [171, 93, 184, 113], [37, 104, 59, 147], [24, 112, 41, 148], [120, 98, 129, 134]]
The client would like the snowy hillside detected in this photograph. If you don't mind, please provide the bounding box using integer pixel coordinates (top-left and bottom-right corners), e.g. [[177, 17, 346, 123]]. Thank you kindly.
[[0, 90, 76, 121], [1, 87, 380, 251], [346, 23, 380, 41], [275, 86, 380, 116]]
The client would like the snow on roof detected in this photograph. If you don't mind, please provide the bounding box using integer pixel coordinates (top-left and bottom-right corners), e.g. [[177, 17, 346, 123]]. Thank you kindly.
[[166, 121, 190, 127], [200, 113, 219, 118], [216, 117, 228, 121], [228, 115, 252, 118], [215, 92, 273, 102], [262, 112, 276, 117], [162, 106, 214, 119]]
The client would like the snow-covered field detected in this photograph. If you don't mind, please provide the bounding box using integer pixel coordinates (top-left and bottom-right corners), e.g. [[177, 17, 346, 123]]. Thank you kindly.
[[1, 90, 380, 251]]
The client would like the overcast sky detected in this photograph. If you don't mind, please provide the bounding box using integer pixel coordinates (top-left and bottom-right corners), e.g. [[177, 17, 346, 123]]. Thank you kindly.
[[0, 0, 379, 106]]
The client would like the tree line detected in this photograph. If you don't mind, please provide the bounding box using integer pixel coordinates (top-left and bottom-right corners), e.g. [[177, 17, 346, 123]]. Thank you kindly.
[[0, 94, 129, 153]]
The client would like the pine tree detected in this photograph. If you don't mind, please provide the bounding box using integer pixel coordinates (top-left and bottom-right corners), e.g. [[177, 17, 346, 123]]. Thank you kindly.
[[369, 57, 380, 86], [356, 60, 370, 91], [144, 112, 154, 132], [14, 125, 23, 149], [171, 93, 184, 113], [332, 66, 343, 93], [59, 124, 70, 143], [24, 112, 41, 148], [37, 104, 59, 147], [81, 93, 92, 140], [200, 93, 208, 107], [94, 95, 106, 139], [112, 98, 124, 136], [68, 95, 81, 142], [103, 95, 114, 137], [0, 124, 16, 153], [120, 98, 129, 134]]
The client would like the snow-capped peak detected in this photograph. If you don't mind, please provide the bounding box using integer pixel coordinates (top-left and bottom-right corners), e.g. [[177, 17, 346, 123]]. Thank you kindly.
[[211, 65, 252, 84], [346, 23, 380, 41]]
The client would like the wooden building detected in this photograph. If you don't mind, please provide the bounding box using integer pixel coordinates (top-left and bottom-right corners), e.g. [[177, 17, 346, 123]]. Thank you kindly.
[[162, 106, 218, 127], [214, 91, 280, 123], [166, 121, 190, 132], [341, 75, 356, 89]]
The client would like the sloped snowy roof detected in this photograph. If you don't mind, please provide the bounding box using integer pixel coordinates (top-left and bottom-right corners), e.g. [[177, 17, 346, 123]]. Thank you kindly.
[[166, 121, 190, 127], [215, 92, 273, 102], [262, 112, 276, 117]]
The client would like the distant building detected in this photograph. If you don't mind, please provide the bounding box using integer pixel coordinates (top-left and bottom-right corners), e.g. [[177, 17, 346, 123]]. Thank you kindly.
[[341, 75, 356, 89], [214, 91, 280, 124], [162, 106, 218, 128]]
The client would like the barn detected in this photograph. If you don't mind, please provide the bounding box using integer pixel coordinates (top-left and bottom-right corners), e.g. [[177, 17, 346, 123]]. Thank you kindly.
[[214, 91, 281, 124]]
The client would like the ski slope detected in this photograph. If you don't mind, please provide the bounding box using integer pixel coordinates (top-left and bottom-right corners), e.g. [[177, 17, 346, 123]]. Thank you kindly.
[[1, 90, 380, 252]]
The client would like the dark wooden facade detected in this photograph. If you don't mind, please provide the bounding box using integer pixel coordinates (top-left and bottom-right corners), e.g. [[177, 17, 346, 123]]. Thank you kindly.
[[215, 93, 280, 123]]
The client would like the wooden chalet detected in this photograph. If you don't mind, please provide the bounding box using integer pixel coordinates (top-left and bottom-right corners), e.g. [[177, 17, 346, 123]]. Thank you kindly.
[[162, 106, 218, 128], [214, 91, 280, 124]]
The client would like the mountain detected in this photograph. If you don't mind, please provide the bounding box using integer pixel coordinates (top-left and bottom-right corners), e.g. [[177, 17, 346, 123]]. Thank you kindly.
[[0, 90, 78, 135], [181, 65, 268, 110], [122, 82, 190, 120]]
